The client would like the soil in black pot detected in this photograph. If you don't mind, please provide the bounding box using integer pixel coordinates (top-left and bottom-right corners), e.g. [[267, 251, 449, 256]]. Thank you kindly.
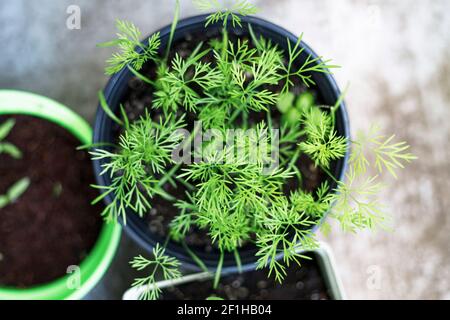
[[0, 115, 103, 288], [112, 29, 327, 252], [162, 253, 330, 300]]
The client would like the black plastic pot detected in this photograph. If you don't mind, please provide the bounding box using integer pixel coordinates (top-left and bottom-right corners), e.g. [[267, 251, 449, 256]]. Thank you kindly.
[[93, 14, 350, 273]]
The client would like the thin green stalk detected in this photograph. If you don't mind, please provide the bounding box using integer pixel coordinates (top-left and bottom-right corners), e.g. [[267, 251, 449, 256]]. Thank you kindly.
[[157, 164, 181, 189], [156, 122, 202, 192], [233, 249, 242, 274], [77, 142, 116, 151], [175, 176, 195, 191], [242, 111, 248, 130], [153, 188, 176, 202], [163, 235, 171, 247], [229, 108, 242, 124], [266, 110, 273, 131], [213, 251, 225, 289], [248, 24, 261, 52], [128, 65, 155, 86], [221, 27, 229, 61], [319, 165, 339, 184], [165, 0, 180, 62], [331, 82, 349, 124], [181, 240, 210, 274], [286, 147, 303, 182], [287, 147, 301, 171]]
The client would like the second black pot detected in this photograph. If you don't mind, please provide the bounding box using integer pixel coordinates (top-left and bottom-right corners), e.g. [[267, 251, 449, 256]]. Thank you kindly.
[[92, 14, 350, 273]]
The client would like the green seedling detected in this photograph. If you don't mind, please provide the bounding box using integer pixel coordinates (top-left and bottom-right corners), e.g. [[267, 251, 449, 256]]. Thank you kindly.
[[52, 182, 63, 198], [0, 119, 22, 159], [0, 177, 31, 209]]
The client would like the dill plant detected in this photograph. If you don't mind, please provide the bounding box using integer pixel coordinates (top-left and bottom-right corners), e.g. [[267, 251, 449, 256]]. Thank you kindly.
[[93, 0, 415, 299]]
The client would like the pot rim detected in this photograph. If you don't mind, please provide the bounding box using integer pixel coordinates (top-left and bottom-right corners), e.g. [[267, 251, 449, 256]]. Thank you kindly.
[[93, 14, 350, 272], [0, 89, 122, 300]]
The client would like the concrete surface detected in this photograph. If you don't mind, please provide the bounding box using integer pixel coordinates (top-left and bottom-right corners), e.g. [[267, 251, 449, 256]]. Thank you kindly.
[[0, 0, 448, 299]]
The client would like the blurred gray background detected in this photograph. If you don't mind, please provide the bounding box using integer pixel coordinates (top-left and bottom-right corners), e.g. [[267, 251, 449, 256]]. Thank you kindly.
[[0, 0, 449, 299]]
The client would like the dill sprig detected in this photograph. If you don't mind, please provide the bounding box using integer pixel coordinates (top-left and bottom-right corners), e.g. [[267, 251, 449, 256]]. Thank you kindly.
[[329, 168, 388, 232], [90, 112, 186, 223], [194, 0, 259, 27], [351, 124, 417, 178], [282, 35, 340, 93], [255, 196, 320, 283], [299, 108, 348, 169], [99, 20, 161, 76], [130, 244, 181, 300]]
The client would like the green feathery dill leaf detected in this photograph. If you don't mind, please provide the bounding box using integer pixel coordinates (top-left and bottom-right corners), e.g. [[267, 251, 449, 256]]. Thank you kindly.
[[329, 167, 389, 232], [100, 20, 161, 75], [154, 44, 222, 114], [194, 0, 258, 27], [130, 244, 181, 300], [290, 181, 333, 219], [255, 196, 320, 283], [282, 35, 339, 92], [351, 125, 416, 178], [299, 108, 347, 169], [90, 113, 186, 222], [170, 193, 197, 242]]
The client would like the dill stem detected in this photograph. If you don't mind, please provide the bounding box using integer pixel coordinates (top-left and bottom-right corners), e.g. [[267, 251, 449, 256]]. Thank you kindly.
[[213, 251, 225, 289], [157, 164, 181, 189], [181, 240, 210, 274], [234, 249, 243, 273], [320, 165, 339, 184], [287, 147, 301, 172], [164, 0, 180, 62], [156, 123, 202, 193], [221, 26, 229, 60]]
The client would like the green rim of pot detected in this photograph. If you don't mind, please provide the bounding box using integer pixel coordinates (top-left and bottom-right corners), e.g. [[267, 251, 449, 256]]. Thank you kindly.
[[0, 90, 122, 300]]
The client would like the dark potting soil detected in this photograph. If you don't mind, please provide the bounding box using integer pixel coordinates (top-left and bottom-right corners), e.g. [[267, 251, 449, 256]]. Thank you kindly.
[[114, 30, 326, 251], [162, 253, 330, 300], [0, 115, 103, 288]]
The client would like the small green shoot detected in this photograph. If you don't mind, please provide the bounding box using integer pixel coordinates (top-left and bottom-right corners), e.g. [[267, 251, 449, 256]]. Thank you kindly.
[[0, 119, 22, 159], [0, 177, 31, 209], [52, 182, 63, 198]]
